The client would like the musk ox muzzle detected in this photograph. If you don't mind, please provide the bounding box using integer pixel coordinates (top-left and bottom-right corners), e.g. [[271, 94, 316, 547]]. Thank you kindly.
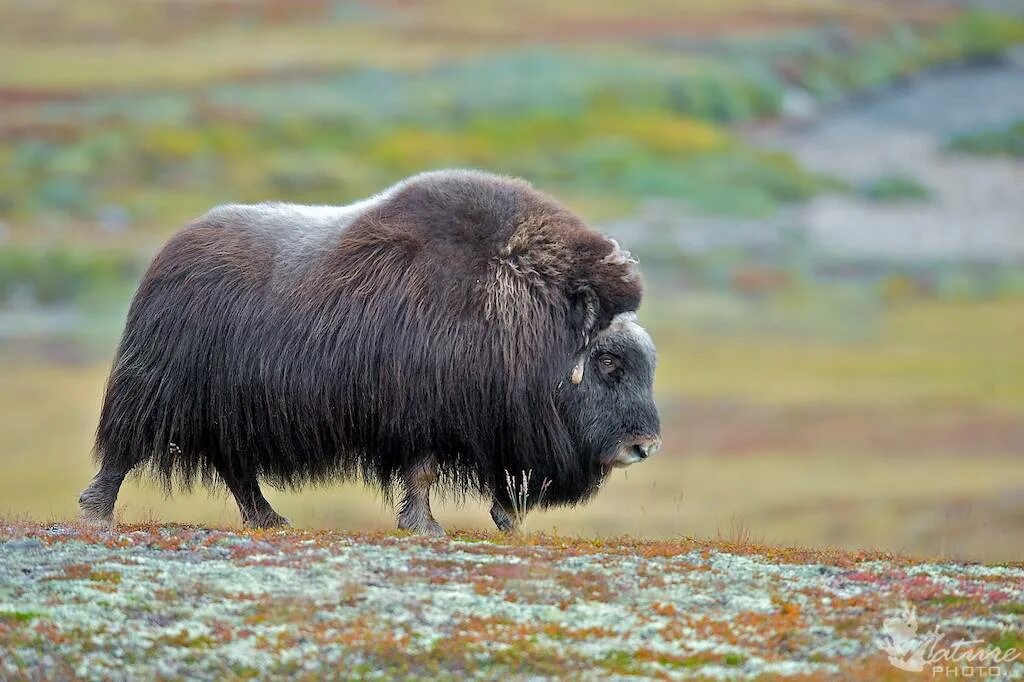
[[605, 436, 663, 469], [80, 169, 660, 536]]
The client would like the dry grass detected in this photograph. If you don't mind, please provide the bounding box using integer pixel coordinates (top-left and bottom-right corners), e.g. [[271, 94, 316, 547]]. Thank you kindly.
[[646, 297, 1024, 410]]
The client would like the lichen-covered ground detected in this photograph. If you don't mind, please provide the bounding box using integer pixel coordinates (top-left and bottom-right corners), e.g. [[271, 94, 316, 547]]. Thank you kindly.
[[1, 523, 1022, 680]]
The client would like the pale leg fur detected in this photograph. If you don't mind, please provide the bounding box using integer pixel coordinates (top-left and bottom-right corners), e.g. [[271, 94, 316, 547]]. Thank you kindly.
[[396, 458, 445, 536], [78, 462, 131, 526]]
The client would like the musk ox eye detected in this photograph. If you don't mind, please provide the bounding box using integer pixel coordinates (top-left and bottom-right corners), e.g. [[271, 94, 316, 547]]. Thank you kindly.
[[597, 353, 619, 374]]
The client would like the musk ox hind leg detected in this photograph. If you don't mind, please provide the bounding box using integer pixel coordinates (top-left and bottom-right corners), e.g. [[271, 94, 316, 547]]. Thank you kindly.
[[214, 462, 289, 529], [396, 458, 445, 537], [78, 460, 134, 525], [489, 500, 517, 534]]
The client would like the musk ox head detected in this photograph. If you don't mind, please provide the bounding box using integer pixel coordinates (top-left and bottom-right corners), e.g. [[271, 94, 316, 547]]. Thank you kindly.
[[484, 225, 661, 514], [558, 311, 661, 477]]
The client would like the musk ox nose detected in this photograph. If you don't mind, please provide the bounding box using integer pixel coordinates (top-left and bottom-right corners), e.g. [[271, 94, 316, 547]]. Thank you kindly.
[[634, 436, 662, 460]]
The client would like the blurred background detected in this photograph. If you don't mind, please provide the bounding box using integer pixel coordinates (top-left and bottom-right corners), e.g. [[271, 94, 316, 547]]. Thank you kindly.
[[1, 0, 1022, 561]]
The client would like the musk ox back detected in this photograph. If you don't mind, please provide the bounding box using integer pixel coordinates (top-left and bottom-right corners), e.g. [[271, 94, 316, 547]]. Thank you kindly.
[[80, 170, 661, 534]]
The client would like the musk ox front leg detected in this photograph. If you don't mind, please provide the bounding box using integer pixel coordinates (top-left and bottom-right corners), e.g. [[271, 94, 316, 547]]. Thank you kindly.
[[78, 460, 133, 525], [214, 462, 289, 529], [396, 458, 445, 537]]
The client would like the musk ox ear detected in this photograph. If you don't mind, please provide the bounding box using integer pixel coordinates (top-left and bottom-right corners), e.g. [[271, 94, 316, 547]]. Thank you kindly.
[[565, 285, 598, 385], [568, 284, 600, 352]]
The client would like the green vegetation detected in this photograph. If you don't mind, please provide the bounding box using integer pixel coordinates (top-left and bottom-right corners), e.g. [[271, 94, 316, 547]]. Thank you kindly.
[[2, 5, 1022, 308], [3, 9, 1022, 229], [991, 631, 1024, 653], [927, 595, 972, 607], [858, 174, 931, 202], [759, 12, 1024, 102], [0, 112, 830, 225], [0, 610, 41, 625], [0, 247, 141, 306], [723, 653, 746, 666], [946, 120, 1024, 158]]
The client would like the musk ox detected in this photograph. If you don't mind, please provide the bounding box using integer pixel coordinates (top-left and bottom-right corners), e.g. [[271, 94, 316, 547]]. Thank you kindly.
[[80, 170, 661, 535]]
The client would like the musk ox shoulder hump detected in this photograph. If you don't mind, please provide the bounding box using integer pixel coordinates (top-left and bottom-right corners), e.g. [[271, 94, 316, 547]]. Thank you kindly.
[[177, 170, 640, 335], [361, 170, 644, 333]]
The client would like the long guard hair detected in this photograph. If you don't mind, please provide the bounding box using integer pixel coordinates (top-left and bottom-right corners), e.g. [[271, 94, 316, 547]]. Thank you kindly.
[[94, 170, 642, 507]]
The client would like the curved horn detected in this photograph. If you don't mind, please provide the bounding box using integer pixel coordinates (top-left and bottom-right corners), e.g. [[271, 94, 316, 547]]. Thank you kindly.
[[570, 357, 585, 385]]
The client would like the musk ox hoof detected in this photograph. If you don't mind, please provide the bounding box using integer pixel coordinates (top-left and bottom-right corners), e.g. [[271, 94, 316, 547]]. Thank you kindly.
[[422, 520, 446, 537], [78, 489, 115, 528], [489, 504, 518, 534], [243, 511, 290, 530], [398, 517, 446, 537], [78, 510, 115, 528]]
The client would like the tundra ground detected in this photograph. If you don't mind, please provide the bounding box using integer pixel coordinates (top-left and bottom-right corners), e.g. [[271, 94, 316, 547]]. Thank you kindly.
[[1, 522, 1022, 680]]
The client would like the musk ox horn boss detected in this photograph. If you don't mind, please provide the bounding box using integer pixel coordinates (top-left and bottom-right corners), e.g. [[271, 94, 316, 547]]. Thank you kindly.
[[80, 170, 661, 535]]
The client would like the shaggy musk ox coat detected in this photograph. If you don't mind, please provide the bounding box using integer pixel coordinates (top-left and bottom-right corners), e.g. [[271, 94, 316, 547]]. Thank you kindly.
[[80, 170, 661, 534]]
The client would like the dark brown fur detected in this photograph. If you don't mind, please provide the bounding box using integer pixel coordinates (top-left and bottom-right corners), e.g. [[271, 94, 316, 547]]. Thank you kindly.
[[81, 170, 648, 531]]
